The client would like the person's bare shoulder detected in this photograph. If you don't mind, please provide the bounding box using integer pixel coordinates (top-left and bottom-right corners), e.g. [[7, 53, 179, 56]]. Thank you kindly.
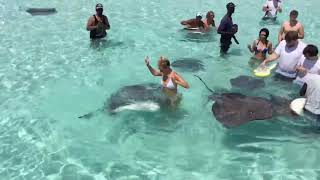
[[87, 16, 94, 23], [282, 21, 289, 26]]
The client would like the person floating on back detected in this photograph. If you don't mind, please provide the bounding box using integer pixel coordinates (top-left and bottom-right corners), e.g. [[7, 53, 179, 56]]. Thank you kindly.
[[181, 13, 205, 30], [86, 3, 110, 39], [217, 2, 238, 54], [278, 10, 304, 43], [262, 0, 282, 20], [181, 11, 215, 32]]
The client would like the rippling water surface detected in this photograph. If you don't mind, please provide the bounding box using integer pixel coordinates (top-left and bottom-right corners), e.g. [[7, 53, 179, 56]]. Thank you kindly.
[[1, 0, 320, 179]]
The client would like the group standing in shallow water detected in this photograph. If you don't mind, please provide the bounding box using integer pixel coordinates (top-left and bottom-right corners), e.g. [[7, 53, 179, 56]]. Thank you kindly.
[[81, 2, 320, 126]]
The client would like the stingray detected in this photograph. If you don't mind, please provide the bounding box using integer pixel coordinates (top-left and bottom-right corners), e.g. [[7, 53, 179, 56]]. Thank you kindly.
[[210, 93, 293, 128], [78, 83, 168, 118], [230, 75, 265, 90], [26, 8, 57, 16], [171, 58, 205, 72], [107, 83, 164, 112], [194, 75, 293, 128]]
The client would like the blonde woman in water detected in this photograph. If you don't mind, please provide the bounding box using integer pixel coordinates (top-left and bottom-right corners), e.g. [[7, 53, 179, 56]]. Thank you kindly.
[[145, 56, 189, 107]]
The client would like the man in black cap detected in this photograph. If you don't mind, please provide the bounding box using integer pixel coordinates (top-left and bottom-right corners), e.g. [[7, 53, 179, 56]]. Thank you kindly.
[[217, 2, 238, 54], [86, 3, 110, 39]]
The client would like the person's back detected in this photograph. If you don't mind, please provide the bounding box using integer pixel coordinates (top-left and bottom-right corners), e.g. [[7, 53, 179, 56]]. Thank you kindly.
[[86, 4, 110, 39], [303, 74, 320, 115]]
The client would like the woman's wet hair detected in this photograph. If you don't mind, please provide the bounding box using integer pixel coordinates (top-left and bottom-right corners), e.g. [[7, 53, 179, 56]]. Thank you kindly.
[[285, 31, 299, 42], [158, 57, 170, 68], [206, 11, 214, 18], [259, 28, 269, 38], [303, 44, 318, 57]]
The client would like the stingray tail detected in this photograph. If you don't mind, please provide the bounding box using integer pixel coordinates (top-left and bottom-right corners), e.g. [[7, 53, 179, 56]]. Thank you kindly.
[[193, 75, 214, 93], [78, 107, 104, 119]]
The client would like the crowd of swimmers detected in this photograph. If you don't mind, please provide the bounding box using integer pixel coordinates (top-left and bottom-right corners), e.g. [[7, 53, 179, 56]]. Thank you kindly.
[[86, 1, 320, 120]]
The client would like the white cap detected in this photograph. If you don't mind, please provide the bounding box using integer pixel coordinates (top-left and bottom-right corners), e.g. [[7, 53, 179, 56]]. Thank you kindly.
[[196, 12, 202, 17]]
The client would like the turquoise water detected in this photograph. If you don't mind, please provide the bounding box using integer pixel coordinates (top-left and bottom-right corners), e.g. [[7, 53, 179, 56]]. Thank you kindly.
[[1, 0, 320, 179]]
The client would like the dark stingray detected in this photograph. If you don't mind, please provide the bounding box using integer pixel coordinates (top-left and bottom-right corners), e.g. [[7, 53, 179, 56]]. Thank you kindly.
[[107, 83, 163, 112], [26, 8, 57, 16], [269, 95, 292, 116], [171, 58, 205, 72], [230, 75, 265, 90], [210, 93, 293, 128], [79, 83, 168, 119]]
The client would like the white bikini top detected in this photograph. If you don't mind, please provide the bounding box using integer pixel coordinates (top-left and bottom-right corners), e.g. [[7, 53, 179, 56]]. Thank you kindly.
[[162, 73, 176, 89]]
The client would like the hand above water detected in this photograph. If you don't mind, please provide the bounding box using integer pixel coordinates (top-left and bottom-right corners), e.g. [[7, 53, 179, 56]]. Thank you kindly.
[[260, 61, 267, 68], [145, 56, 150, 66], [296, 65, 307, 75]]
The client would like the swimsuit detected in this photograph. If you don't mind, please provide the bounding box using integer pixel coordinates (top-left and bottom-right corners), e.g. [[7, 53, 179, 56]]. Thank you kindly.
[[162, 76, 176, 89], [254, 40, 269, 54], [90, 15, 108, 39]]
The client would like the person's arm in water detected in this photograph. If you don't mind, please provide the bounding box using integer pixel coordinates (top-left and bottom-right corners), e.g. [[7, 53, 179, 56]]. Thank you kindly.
[[300, 83, 307, 96], [86, 16, 98, 31], [173, 72, 190, 89], [261, 52, 280, 66], [145, 56, 162, 76], [278, 24, 285, 43], [298, 24, 304, 39]]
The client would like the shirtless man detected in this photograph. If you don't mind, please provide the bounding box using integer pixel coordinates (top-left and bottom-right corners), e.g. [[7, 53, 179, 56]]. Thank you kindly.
[[86, 3, 110, 39], [278, 10, 304, 43]]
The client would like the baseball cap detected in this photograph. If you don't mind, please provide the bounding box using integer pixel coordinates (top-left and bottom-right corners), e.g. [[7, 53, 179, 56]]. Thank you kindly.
[[226, 2, 236, 8], [96, 3, 103, 9], [196, 12, 202, 18]]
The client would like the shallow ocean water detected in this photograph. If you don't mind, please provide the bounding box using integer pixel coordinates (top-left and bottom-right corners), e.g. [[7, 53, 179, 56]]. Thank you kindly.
[[1, 0, 320, 179]]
